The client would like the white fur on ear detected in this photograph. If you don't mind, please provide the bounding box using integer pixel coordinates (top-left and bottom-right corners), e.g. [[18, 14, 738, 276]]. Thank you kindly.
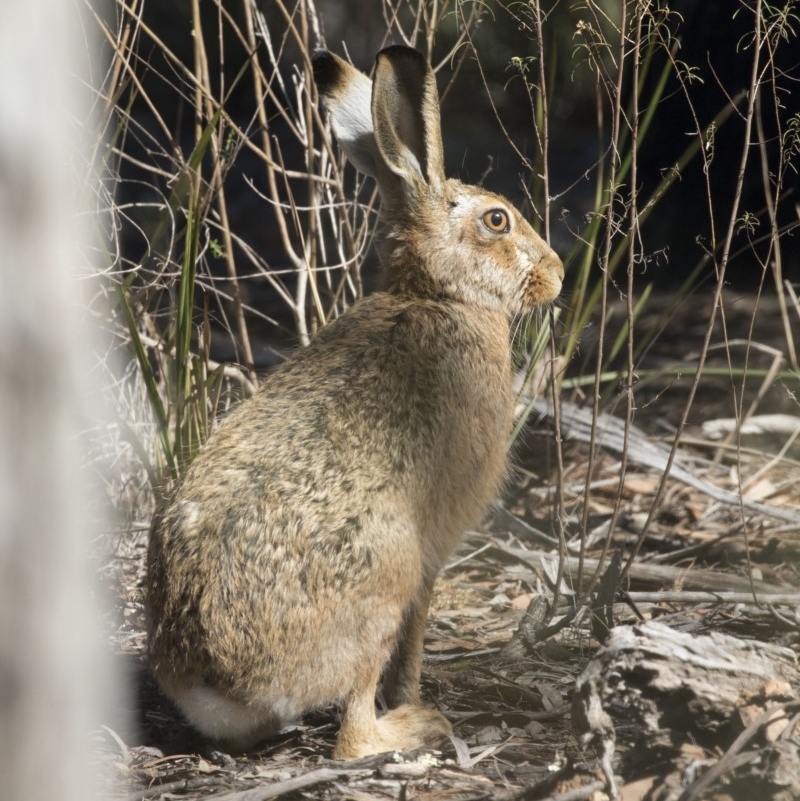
[[312, 50, 382, 179], [313, 47, 445, 205]]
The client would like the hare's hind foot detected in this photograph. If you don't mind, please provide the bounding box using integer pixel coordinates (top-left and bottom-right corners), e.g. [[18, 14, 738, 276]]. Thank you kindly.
[[334, 703, 452, 760]]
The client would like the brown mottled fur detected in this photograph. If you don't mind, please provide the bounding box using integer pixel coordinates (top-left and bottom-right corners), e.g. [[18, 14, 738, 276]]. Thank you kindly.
[[146, 46, 563, 759]]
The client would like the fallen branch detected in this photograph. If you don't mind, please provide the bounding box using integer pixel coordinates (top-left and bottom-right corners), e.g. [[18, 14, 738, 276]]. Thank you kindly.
[[199, 767, 376, 801], [501, 544, 795, 597], [703, 414, 800, 439], [529, 398, 800, 525], [125, 776, 232, 801], [624, 590, 800, 607]]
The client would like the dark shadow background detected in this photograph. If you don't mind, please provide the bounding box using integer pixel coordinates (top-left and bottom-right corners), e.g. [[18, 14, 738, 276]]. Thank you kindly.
[[108, 0, 799, 363]]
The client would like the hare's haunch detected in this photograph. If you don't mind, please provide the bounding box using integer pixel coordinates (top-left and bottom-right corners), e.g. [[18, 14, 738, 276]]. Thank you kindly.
[[146, 45, 563, 760]]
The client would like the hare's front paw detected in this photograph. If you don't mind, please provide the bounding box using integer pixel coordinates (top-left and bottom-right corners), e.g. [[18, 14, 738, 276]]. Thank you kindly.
[[334, 704, 452, 760]]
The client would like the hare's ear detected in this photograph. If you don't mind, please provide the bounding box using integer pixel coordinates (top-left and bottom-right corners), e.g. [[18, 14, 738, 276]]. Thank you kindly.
[[312, 49, 385, 179], [372, 46, 445, 195]]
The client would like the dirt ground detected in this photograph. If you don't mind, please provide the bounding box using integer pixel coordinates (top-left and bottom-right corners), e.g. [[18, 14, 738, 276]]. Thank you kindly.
[[95, 291, 800, 801]]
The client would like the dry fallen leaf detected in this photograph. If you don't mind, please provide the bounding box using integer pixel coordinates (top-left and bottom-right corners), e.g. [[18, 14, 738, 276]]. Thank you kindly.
[[761, 678, 794, 699], [743, 477, 777, 501], [764, 708, 790, 742], [619, 775, 657, 801], [511, 592, 535, 610], [535, 682, 564, 710], [623, 477, 660, 495]]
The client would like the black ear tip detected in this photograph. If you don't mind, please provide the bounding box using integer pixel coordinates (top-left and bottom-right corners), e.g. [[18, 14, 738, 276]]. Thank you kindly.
[[376, 44, 427, 68], [311, 49, 342, 93]]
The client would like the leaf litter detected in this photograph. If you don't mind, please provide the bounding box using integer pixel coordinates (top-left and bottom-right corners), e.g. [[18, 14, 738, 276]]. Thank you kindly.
[[96, 295, 800, 801]]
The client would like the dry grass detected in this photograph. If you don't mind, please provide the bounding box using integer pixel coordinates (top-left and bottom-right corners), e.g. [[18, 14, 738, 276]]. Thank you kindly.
[[79, 0, 800, 797]]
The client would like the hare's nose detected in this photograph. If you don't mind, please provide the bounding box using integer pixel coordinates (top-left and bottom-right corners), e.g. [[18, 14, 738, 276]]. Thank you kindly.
[[544, 250, 564, 283]]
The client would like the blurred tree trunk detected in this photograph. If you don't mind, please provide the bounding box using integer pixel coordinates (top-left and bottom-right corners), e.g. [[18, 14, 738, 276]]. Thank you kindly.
[[0, 2, 113, 799]]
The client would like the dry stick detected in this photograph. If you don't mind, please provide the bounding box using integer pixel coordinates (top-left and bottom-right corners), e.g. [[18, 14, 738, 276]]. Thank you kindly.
[[534, 1, 551, 243], [289, 10, 312, 339], [117, 0, 299, 184], [622, 0, 766, 590], [436, 6, 480, 105], [215, 0, 306, 144], [264, 0, 362, 332], [116, 1, 177, 132], [195, 0, 255, 373], [378, 0, 402, 51], [718, 74, 785, 593], [786, 280, 800, 326], [459, 12, 532, 173], [741, 421, 800, 492], [527, 0, 567, 612], [197, 767, 376, 801], [579, 0, 629, 600], [549, 321, 569, 610], [83, 0, 141, 139], [125, 776, 232, 801], [142, 0, 307, 178], [624, 591, 800, 606], [465, 3, 568, 598], [241, 1, 308, 345], [304, 0, 322, 45], [110, 0, 210, 140], [295, 32, 365, 314], [298, 4, 325, 337], [136, 330, 257, 395], [488, 779, 606, 801], [548, 590, 800, 608], [87, 0, 173, 148], [586, 5, 645, 602], [528, 396, 800, 524], [706, 341, 787, 466], [505, 545, 792, 597], [412, 0, 427, 51], [385, 0, 410, 47], [710, 13, 780, 594], [277, 134, 326, 334], [705, 345, 788, 501], [213, 181, 256, 370], [302, 3, 368, 323], [757, 28, 797, 368], [735, 92, 780, 440], [324, 178, 375, 315]]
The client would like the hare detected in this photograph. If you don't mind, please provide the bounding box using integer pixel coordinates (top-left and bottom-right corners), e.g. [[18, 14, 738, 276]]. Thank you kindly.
[[146, 45, 563, 760]]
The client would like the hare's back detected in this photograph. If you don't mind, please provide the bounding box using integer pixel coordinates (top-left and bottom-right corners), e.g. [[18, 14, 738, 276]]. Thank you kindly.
[[156, 291, 512, 571], [148, 292, 512, 695]]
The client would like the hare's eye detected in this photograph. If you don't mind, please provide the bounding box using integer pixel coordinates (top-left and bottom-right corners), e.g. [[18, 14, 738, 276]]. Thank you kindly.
[[482, 209, 510, 234]]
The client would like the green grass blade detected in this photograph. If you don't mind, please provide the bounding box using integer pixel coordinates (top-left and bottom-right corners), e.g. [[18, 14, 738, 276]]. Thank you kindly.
[[117, 281, 177, 479]]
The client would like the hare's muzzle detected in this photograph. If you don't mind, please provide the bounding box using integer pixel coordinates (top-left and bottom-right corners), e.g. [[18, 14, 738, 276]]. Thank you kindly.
[[525, 247, 564, 306]]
